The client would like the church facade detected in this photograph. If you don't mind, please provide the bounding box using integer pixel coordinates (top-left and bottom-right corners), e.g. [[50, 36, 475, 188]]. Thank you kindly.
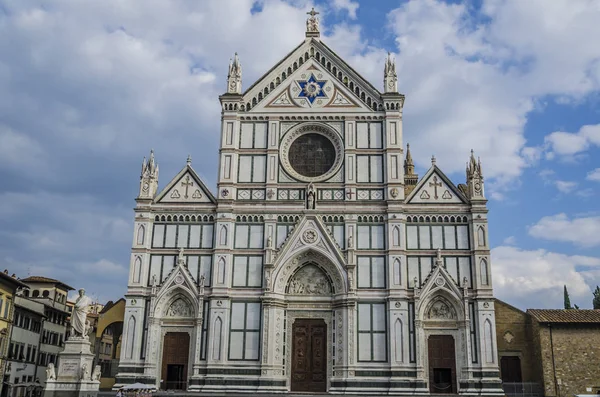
[[115, 10, 503, 395]]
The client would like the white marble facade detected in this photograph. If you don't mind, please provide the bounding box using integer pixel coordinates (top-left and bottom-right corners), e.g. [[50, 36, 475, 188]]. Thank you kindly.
[[114, 10, 503, 396]]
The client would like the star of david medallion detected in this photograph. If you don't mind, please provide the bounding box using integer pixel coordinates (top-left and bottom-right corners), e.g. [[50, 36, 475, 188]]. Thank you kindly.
[[296, 73, 327, 104]]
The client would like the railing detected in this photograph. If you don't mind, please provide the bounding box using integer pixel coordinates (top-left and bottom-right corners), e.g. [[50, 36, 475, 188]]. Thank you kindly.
[[503, 382, 542, 397]]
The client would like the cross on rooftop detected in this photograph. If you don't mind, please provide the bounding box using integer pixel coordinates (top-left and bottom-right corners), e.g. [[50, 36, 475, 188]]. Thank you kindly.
[[307, 7, 319, 17]]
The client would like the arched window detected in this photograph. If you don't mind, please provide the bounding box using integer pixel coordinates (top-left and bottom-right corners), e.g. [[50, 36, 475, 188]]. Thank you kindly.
[[126, 316, 136, 359], [133, 257, 142, 283], [32, 290, 39, 297], [480, 258, 489, 285], [219, 226, 228, 246], [42, 290, 49, 298], [137, 225, 145, 245], [477, 226, 486, 247], [392, 226, 401, 247]]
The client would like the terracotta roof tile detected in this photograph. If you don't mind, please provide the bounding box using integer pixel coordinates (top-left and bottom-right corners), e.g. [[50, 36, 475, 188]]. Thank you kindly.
[[527, 309, 600, 323], [20, 276, 75, 290]]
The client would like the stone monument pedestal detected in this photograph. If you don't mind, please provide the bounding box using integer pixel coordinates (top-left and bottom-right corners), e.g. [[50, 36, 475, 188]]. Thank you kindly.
[[44, 338, 100, 397]]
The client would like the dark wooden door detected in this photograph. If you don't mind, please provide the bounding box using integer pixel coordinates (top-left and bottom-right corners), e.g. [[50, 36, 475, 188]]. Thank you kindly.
[[291, 319, 327, 392], [161, 332, 190, 390], [500, 356, 522, 382], [428, 335, 457, 394]]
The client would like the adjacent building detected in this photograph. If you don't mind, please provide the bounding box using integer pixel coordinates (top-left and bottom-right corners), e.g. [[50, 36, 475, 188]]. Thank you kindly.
[[20, 276, 73, 384], [0, 271, 28, 397], [94, 299, 125, 391], [4, 296, 45, 397], [495, 300, 600, 397], [114, 10, 503, 395]]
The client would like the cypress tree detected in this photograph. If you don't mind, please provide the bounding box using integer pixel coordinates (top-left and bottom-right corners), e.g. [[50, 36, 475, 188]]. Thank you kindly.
[[563, 285, 572, 309], [593, 286, 600, 310]]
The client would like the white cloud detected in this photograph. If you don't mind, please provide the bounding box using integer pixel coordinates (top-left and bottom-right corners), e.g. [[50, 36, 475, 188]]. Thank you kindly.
[[587, 168, 600, 181], [331, 0, 359, 19], [492, 246, 600, 309], [554, 180, 578, 193], [528, 213, 600, 247], [544, 124, 600, 158], [503, 236, 516, 245]]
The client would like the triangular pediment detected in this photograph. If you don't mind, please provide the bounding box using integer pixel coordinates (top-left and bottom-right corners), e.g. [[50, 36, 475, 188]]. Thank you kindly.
[[155, 164, 216, 204], [156, 253, 200, 304], [243, 39, 383, 113], [416, 255, 465, 319], [406, 166, 467, 204], [273, 214, 346, 271]]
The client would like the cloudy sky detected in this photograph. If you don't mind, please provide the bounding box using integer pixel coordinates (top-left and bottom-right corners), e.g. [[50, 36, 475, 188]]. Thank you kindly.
[[0, 0, 599, 309]]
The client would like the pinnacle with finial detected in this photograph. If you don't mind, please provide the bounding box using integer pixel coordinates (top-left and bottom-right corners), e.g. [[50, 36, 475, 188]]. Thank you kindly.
[[431, 155, 436, 166], [186, 154, 192, 165]]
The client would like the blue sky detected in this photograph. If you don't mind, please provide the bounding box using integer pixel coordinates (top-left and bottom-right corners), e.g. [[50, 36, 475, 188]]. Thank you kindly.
[[0, 0, 599, 309]]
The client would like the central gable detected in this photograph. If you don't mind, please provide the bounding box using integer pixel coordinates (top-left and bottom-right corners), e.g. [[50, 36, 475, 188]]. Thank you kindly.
[[242, 39, 383, 113]]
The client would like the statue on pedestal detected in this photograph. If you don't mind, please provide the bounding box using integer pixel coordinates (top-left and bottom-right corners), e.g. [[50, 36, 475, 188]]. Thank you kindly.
[[91, 365, 101, 381], [71, 289, 92, 338], [46, 363, 56, 381]]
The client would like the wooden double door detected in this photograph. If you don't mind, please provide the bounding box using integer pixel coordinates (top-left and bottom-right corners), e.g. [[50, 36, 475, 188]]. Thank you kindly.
[[428, 335, 457, 394], [291, 319, 327, 392], [161, 332, 190, 390]]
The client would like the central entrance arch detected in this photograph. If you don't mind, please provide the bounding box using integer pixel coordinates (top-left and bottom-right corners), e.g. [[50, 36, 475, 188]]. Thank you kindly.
[[161, 332, 190, 390]]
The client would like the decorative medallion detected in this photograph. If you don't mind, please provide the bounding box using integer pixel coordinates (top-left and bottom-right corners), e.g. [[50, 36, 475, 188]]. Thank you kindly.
[[390, 188, 399, 198], [395, 301, 401, 308], [503, 331, 514, 344], [175, 274, 184, 285], [302, 229, 318, 244], [297, 73, 327, 104], [435, 277, 445, 287], [267, 189, 275, 199], [221, 188, 229, 198], [483, 302, 490, 308]]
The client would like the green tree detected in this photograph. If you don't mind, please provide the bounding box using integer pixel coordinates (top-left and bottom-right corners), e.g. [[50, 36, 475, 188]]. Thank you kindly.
[[593, 286, 600, 310], [564, 285, 572, 309]]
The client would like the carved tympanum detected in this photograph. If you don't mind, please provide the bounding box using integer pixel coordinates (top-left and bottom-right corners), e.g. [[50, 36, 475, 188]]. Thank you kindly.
[[427, 299, 456, 320], [288, 265, 331, 295], [166, 298, 192, 317]]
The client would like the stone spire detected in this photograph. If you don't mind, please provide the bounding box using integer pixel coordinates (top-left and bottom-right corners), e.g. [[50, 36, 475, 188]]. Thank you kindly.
[[227, 53, 242, 94], [139, 150, 159, 199], [384, 52, 398, 93], [404, 144, 418, 196], [466, 149, 485, 200], [306, 7, 320, 38]]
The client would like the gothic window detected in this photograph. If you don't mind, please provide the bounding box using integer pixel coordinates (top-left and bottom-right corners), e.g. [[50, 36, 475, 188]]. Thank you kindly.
[[357, 225, 385, 250], [239, 123, 267, 149], [394, 318, 403, 363], [137, 225, 145, 245], [469, 303, 478, 363], [406, 225, 469, 250], [356, 122, 383, 149], [229, 302, 261, 361], [325, 223, 345, 249], [140, 299, 150, 359], [187, 256, 213, 286], [148, 255, 176, 284], [276, 223, 294, 248], [288, 133, 336, 178], [133, 257, 142, 283], [238, 155, 266, 183], [480, 258, 489, 285], [483, 319, 494, 363], [126, 316, 136, 359], [234, 224, 264, 249], [232, 256, 263, 288], [408, 302, 416, 362], [213, 317, 222, 360], [477, 226, 486, 247], [357, 303, 387, 362], [393, 258, 401, 285], [357, 256, 386, 288], [152, 224, 214, 249], [356, 155, 383, 183], [392, 226, 401, 247], [200, 301, 210, 360], [444, 256, 473, 288], [219, 225, 228, 246], [407, 257, 433, 287]]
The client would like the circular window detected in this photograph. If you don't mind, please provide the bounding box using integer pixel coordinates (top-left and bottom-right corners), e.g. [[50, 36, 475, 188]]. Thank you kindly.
[[280, 124, 344, 182], [288, 133, 336, 178]]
